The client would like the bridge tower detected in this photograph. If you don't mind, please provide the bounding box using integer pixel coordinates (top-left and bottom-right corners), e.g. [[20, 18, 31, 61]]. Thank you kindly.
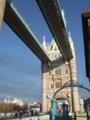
[[0, 0, 6, 30], [41, 34, 80, 113]]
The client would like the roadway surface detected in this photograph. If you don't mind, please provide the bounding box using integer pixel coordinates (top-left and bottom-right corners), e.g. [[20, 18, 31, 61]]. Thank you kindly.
[[10, 114, 49, 120]]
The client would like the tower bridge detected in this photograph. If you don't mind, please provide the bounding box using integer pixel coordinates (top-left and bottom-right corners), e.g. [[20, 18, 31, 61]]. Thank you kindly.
[[0, 0, 81, 114], [0, 0, 73, 62]]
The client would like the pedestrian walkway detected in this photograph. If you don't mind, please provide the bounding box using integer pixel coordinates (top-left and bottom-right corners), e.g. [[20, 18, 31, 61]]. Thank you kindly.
[[10, 114, 49, 120]]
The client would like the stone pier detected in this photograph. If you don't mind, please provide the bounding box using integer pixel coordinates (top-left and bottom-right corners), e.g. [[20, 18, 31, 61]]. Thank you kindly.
[[0, 0, 6, 31]]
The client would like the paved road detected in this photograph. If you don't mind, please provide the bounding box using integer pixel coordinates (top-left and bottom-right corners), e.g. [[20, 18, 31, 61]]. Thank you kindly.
[[10, 114, 49, 120]]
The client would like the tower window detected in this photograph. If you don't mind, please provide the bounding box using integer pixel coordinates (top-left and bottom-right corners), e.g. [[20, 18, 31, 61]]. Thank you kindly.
[[51, 45, 53, 50], [55, 82, 62, 88], [65, 69, 68, 74], [51, 84, 54, 88], [54, 47, 57, 51], [55, 54, 57, 58], [55, 68, 61, 75]]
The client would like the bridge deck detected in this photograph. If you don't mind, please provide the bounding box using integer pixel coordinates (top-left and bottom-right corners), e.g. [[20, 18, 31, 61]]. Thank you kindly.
[[36, 0, 73, 61], [4, 1, 51, 63]]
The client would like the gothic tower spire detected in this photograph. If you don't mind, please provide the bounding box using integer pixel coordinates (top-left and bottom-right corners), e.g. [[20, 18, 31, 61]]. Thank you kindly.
[[42, 35, 47, 51]]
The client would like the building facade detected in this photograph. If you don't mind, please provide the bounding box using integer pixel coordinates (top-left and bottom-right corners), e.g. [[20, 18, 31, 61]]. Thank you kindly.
[[4, 97, 24, 106], [41, 34, 80, 113]]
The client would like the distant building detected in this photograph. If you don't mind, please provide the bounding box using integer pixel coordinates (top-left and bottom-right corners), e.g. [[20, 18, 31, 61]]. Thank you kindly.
[[4, 97, 24, 106], [41, 34, 80, 113]]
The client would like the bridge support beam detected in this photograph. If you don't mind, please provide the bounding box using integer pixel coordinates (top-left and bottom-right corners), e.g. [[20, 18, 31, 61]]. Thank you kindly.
[[0, 0, 6, 31]]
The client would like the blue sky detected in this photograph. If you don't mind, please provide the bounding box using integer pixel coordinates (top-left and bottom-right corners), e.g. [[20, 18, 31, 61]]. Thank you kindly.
[[0, 0, 90, 101]]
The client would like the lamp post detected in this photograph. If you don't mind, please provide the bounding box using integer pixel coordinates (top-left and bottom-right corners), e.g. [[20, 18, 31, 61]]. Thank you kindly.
[[68, 60, 75, 113]]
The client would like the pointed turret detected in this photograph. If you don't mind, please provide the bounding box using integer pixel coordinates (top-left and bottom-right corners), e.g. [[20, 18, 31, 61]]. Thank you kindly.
[[68, 32, 75, 57], [61, 9, 67, 28], [42, 35, 47, 51]]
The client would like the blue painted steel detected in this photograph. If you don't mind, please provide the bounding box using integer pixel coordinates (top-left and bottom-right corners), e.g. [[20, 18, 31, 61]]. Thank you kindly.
[[50, 98, 57, 120], [49, 98, 71, 120]]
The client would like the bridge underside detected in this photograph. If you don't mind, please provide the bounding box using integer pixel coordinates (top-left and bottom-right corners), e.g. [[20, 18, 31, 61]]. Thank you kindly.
[[36, 0, 73, 61], [82, 9, 90, 80], [1, 0, 73, 63], [4, 1, 51, 63]]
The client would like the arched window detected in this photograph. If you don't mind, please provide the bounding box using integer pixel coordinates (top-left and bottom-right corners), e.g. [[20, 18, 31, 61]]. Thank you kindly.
[[55, 81, 62, 88], [51, 83, 54, 88], [55, 67, 61, 75], [54, 47, 57, 51]]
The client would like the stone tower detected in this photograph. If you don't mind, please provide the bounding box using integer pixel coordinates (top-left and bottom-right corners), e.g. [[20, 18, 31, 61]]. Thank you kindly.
[[41, 33, 80, 113], [0, 0, 6, 31]]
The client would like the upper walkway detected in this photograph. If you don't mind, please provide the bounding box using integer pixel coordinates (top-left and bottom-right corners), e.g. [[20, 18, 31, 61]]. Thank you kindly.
[[36, 0, 73, 61], [4, 0, 51, 63], [3, 0, 73, 63]]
